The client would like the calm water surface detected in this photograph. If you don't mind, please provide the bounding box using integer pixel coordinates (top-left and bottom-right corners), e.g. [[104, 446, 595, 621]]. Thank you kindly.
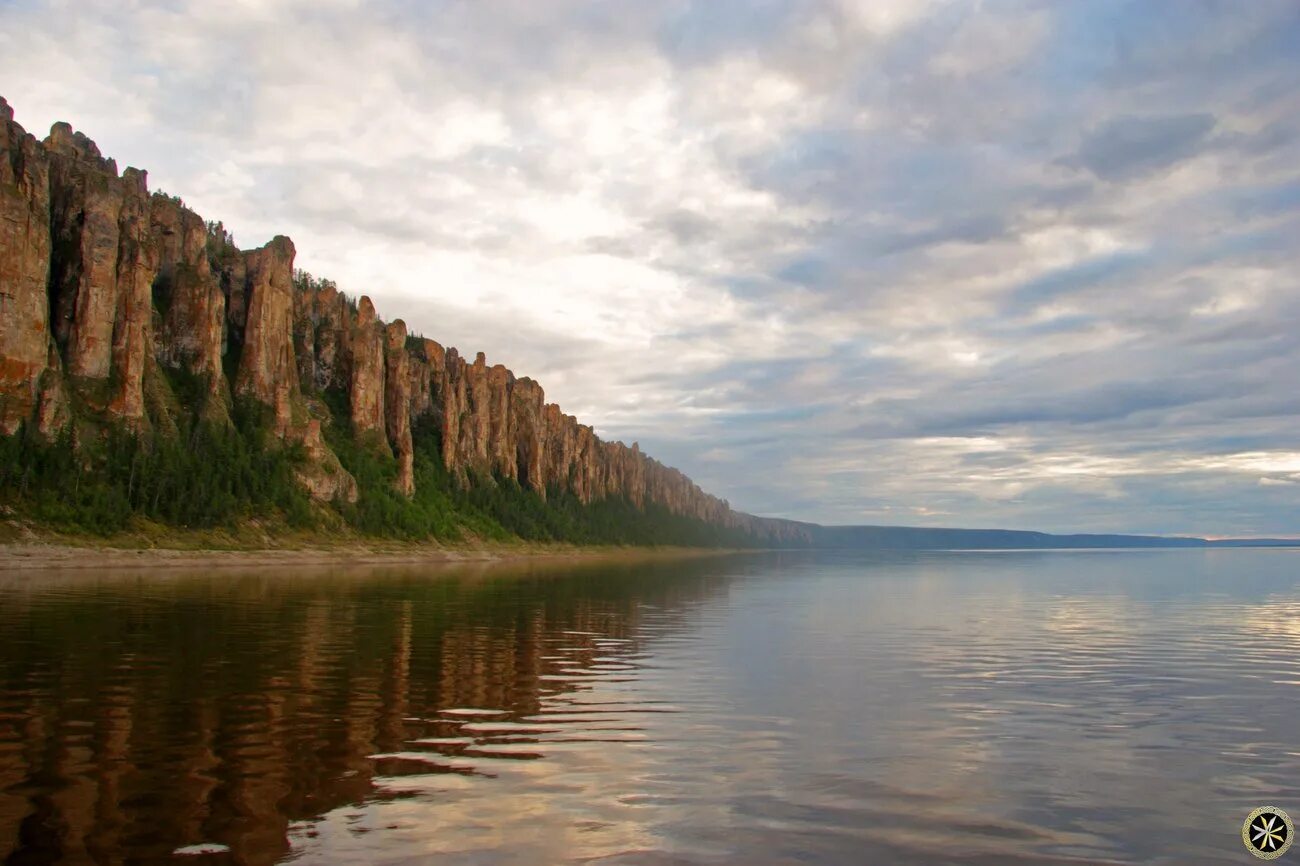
[[1, 549, 1298, 864]]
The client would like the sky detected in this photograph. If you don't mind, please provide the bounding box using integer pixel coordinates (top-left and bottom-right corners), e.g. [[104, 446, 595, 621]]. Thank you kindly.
[[1, 0, 1297, 536]]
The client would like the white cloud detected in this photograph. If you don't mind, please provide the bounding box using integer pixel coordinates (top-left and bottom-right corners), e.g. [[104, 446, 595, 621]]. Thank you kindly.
[[2, 0, 1297, 535]]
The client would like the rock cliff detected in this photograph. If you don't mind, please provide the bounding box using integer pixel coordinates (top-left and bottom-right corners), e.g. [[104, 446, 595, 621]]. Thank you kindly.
[[0, 97, 808, 545], [151, 194, 228, 421], [0, 97, 56, 435]]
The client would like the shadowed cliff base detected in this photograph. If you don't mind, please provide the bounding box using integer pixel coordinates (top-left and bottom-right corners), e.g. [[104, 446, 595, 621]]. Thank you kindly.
[[0, 95, 804, 550]]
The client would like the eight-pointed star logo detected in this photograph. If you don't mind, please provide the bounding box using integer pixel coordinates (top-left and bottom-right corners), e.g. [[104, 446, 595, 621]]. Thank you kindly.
[[1243, 806, 1293, 860]]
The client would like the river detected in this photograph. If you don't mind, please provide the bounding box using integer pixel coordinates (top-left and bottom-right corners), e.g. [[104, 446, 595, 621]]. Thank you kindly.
[[1, 549, 1297, 864]]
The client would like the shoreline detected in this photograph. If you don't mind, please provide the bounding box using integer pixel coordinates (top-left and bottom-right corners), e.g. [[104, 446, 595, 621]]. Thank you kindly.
[[0, 539, 745, 573]]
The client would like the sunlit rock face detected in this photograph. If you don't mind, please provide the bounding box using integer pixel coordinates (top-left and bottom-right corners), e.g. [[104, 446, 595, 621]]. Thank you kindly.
[[0, 96, 809, 541], [0, 97, 55, 435], [348, 296, 388, 448], [43, 118, 160, 426], [235, 236, 299, 407]]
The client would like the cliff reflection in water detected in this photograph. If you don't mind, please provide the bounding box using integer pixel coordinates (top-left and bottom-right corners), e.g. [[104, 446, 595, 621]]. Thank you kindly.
[[9, 549, 1300, 865], [0, 555, 736, 865]]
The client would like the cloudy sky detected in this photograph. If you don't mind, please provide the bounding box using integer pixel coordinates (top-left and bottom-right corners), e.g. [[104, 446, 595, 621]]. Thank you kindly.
[[3, 0, 1298, 536]]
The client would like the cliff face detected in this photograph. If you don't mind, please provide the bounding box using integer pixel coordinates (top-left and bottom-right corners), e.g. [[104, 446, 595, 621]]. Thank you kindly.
[[236, 236, 299, 408], [0, 97, 808, 544], [383, 319, 414, 497], [0, 98, 56, 435], [151, 195, 228, 419]]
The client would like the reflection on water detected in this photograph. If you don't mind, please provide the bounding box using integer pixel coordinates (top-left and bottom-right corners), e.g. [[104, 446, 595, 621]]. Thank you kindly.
[[0, 550, 1298, 864]]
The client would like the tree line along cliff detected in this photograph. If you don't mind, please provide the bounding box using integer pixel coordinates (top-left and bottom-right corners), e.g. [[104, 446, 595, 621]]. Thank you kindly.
[[0, 96, 809, 546]]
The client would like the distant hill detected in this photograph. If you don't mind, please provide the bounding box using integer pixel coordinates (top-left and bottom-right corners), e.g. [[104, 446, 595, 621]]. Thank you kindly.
[[801, 524, 1298, 550]]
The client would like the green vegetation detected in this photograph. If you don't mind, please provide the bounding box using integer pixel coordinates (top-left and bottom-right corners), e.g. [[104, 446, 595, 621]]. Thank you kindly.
[[458, 475, 757, 547], [0, 399, 313, 535], [321, 409, 480, 541], [314, 388, 755, 547], [292, 269, 338, 295], [1, 388, 753, 548], [205, 220, 237, 259]]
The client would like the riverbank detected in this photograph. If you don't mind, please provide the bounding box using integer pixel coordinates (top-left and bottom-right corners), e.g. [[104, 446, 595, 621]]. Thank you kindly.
[[0, 516, 744, 571], [0, 540, 739, 572]]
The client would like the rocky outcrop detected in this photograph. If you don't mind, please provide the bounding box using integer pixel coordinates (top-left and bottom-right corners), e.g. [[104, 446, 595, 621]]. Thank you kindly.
[[511, 378, 546, 495], [106, 167, 155, 421], [2, 95, 163, 434], [384, 320, 414, 497], [293, 417, 359, 504], [45, 120, 121, 384], [151, 194, 228, 418], [0, 97, 55, 434], [461, 352, 491, 470], [348, 297, 387, 446], [42, 119, 161, 426], [0, 96, 809, 544], [407, 339, 435, 421], [293, 280, 350, 395], [0, 100, 356, 500], [235, 236, 298, 407]]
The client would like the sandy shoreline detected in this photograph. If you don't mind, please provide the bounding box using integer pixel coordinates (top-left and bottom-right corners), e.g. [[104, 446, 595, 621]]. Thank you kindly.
[[0, 540, 742, 573]]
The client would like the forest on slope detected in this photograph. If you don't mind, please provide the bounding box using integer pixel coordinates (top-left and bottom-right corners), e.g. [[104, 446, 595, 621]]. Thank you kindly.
[[0, 95, 808, 548]]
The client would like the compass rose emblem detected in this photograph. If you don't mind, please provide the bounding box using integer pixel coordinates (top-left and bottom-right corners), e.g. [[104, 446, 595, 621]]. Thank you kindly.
[[1243, 806, 1293, 860]]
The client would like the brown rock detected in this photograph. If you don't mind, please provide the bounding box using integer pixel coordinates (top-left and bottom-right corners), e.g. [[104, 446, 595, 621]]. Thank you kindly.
[[34, 353, 70, 436], [0, 97, 54, 434], [0, 94, 811, 543], [511, 378, 546, 494], [217, 234, 247, 351], [486, 363, 515, 479], [45, 120, 121, 384], [439, 345, 468, 477], [384, 320, 414, 497], [292, 277, 316, 389], [348, 296, 387, 447], [294, 418, 359, 504], [420, 339, 466, 478], [42, 121, 160, 425], [235, 236, 299, 407], [407, 342, 434, 421], [292, 278, 350, 393], [151, 193, 228, 418], [461, 351, 491, 471], [106, 167, 156, 422]]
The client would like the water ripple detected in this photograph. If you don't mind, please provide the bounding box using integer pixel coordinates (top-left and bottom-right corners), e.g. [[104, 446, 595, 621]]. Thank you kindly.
[[0, 550, 1297, 864]]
